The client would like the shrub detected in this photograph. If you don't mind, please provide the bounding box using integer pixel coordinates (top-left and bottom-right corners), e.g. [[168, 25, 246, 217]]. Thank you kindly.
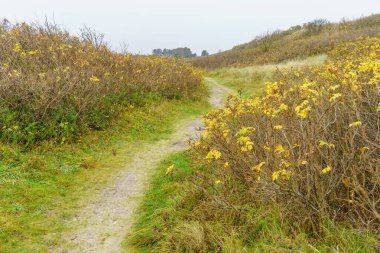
[[191, 38, 380, 233], [0, 20, 203, 146]]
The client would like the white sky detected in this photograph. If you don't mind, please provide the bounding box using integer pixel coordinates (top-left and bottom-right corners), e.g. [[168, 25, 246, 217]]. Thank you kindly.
[[1, 0, 379, 54]]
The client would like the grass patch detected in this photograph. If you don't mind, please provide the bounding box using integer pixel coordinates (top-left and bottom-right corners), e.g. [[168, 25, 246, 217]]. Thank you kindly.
[[208, 55, 326, 97], [0, 97, 210, 253], [127, 152, 193, 253]]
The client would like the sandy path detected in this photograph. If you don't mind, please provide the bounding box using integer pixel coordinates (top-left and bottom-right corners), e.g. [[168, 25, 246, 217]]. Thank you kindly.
[[54, 78, 232, 253]]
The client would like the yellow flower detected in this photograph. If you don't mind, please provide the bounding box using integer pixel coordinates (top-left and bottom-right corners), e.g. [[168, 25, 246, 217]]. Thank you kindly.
[[90, 75, 100, 82], [295, 100, 311, 118], [280, 159, 291, 168], [297, 106, 311, 118], [319, 140, 335, 148], [279, 103, 288, 111], [272, 169, 292, 181], [13, 43, 22, 52], [28, 50, 39, 55], [328, 85, 340, 91], [215, 180, 223, 186], [222, 130, 230, 137], [223, 162, 230, 169], [349, 121, 362, 128], [329, 93, 342, 102], [274, 144, 285, 154], [321, 166, 332, 174], [206, 149, 222, 160], [241, 141, 254, 152], [272, 171, 280, 181], [235, 127, 255, 136], [274, 125, 283, 130], [377, 102, 380, 112], [165, 164, 175, 175], [252, 162, 265, 172]]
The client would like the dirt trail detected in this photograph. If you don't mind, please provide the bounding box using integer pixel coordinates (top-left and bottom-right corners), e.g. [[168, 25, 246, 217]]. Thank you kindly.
[[54, 78, 232, 253]]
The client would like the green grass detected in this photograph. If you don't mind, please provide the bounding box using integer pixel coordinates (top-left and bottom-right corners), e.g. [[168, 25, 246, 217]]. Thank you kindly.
[[127, 152, 194, 253], [0, 97, 210, 253], [208, 54, 327, 97]]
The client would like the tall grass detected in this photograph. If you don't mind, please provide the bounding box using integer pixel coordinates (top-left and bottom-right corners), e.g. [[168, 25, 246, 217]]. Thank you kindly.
[[0, 20, 204, 146], [208, 55, 327, 97], [191, 14, 380, 69]]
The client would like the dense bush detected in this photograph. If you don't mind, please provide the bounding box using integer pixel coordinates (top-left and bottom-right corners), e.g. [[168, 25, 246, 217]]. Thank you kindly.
[[0, 20, 203, 146], [191, 15, 380, 69], [191, 38, 380, 231], [135, 38, 380, 252]]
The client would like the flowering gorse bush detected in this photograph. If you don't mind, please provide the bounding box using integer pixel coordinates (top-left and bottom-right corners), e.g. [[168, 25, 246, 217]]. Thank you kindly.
[[0, 21, 203, 145], [191, 38, 380, 231]]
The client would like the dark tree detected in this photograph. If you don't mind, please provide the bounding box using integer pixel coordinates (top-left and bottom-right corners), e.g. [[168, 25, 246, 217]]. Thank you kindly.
[[152, 49, 163, 55], [152, 47, 197, 58], [201, 50, 209, 57]]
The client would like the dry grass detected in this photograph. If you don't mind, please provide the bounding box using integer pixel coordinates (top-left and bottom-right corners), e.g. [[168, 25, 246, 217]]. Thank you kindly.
[[192, 14, 380, 69]]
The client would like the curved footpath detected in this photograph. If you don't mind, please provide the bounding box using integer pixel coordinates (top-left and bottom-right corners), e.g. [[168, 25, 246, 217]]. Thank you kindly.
[[54, 78, 233, 253]]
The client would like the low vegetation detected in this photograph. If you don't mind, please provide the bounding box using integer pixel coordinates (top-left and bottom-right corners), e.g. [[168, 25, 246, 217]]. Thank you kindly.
[[0, 20, 203, 146], [191, 15, 380, 69], [0, 20, 208, 252], [131, 38, 380, 252], [208, 55, 326, 97]]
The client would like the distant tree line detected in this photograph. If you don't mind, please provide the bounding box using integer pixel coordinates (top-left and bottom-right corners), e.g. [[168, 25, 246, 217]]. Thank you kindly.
[[152, 47, 209, 58]]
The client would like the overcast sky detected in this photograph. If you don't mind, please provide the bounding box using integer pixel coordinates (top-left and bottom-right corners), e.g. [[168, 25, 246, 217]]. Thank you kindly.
[[1, 0, 379, 54]]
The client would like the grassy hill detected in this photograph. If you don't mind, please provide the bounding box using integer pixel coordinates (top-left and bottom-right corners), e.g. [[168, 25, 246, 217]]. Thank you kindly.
[[191, 14, 380, 69]]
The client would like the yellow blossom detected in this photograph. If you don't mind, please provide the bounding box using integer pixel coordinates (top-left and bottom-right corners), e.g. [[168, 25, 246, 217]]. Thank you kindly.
[[329, 93, 342, 102], [274, 125, 283, 130], [252, 162, 265, 172], [321, 166, 332, 174], [319, 140, 335, 148], [206, 149, 222, 160], [297, 106, 311, 118], [274, 144, 285, 154], [90, 75, 100, 82], [165, 164, 175, 175], [13, 43, 22, 52], [28, 50, 39, 55], [349, 121, 362, 128]]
